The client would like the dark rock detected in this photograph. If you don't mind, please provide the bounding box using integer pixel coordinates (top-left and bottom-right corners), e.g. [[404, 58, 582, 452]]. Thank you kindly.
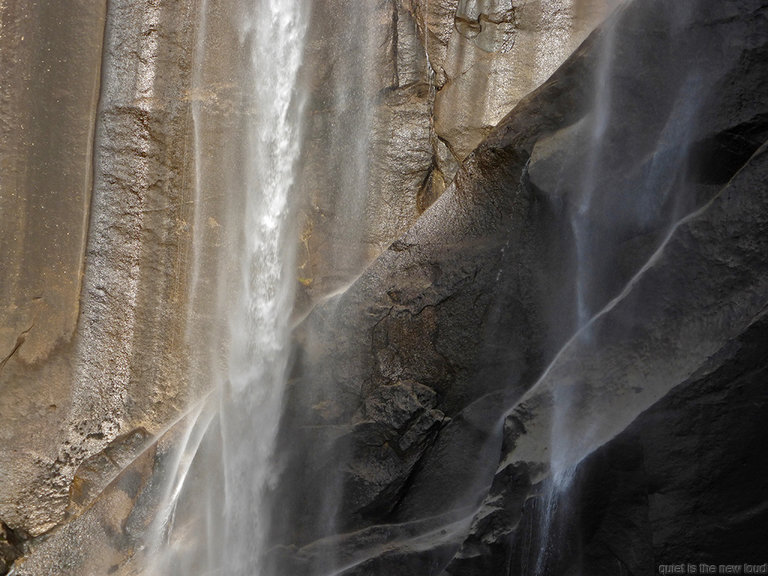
[[0, 521, 27, 576], [273, 0, 768, 574], [501, 308, 768, 576]]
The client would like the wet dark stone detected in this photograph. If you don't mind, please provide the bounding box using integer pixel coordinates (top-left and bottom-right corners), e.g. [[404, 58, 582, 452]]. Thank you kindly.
[[270, 1, 768, 574]]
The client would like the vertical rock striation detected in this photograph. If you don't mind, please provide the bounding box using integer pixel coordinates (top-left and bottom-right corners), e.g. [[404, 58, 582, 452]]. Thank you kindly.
[[0, 0, 109, 539], [294, 0, 615, 307], [0, 0, 234, 573]]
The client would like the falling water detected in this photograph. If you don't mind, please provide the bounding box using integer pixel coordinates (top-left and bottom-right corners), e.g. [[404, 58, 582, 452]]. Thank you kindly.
[[527, 16, 620, 575], [150, 2, 308, 575], [532, 3, 720, 574], [186, 0, 210, 313], [217, 1, 308, 573], [529, 469, 578, 576], [572, 16, 617, 330]]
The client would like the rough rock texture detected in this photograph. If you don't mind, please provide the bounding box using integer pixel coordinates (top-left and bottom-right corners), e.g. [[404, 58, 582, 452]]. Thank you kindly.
[[452, 140, 768, 575], [10, 429, 160, 575], [295, 0, 615, 307], [271, 0, 768, 574], [0, 0, 108, 538], [0, 1, 105, 367], [3, 0, 766, 574], [414, 0, 618, 161], [0, 521, 25, 575], [0, 0, 242, 573], [502, 309, 768, 576]]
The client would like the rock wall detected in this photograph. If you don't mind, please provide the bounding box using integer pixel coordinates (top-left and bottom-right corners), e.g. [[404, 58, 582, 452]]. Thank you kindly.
[[295, 0, 615, 305], [0, 0, 231, 572], [3, 0, 758, 575], [271, 0, 768, 574], [1, 0, 109, 544]]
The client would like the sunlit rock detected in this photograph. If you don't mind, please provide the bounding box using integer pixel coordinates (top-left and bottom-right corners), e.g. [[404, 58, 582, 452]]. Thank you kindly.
[[1, 0, 766, 574]]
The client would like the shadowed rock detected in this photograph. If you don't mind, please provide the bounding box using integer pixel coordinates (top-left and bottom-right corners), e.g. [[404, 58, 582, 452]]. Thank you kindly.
[[272, 1, 768, 574]]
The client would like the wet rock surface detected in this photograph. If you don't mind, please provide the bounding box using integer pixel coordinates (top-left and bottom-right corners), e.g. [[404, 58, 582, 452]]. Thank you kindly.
[[451, 139, 768, 575], [494, 308, 768, 576], [0, 0, 106, 367], [295, 0, 614, 307], [427, 0, 617, 161], [0, 0, 108, 539], [1, 0, 766, 574], [274, 0, 768, 573], [0, 0, 244, 572]]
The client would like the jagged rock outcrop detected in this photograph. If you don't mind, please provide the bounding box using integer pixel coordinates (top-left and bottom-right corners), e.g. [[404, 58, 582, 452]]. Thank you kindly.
[[272, 0, 768, 574], [295, 0, 614, 305]]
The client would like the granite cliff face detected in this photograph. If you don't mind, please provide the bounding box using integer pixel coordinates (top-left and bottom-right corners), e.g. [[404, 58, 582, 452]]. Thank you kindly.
[[1, 0, 766, 575], [294, 0, 614, 304], [0, 1, 241, 571], [271, 0, 768, 574]]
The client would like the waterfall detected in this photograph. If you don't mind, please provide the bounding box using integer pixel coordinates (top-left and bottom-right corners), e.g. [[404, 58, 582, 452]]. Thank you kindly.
[[525, 14, 621, 574], [572, 14, 616, 330], [149, 2, 308, 574], [527, 3, 726, 573], [220, 2, 307, 573], [547, 0, 712, 477]]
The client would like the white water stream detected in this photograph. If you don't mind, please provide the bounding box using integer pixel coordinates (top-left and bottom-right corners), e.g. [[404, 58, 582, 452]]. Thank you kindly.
[[150, 2, 308, 575], [220, 3, 307, 573]]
